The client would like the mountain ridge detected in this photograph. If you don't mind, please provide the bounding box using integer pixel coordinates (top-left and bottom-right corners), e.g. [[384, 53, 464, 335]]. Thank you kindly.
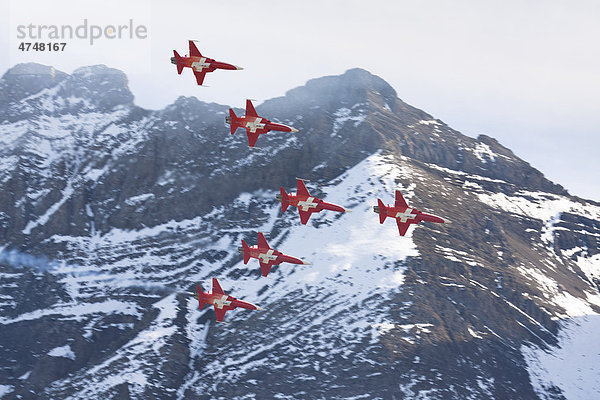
[[0, 63, 598, 399]]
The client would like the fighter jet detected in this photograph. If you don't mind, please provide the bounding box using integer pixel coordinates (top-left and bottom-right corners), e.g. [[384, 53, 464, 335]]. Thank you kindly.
[[239, 232, 311, 277], [194, 278, 262, 322], [373, 190, 446, 236], [276, 179, 350, 225], [170, 40, 243, 86], [226, 99, 299, 147]]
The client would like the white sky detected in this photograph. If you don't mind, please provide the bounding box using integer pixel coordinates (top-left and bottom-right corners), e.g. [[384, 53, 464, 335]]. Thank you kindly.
[[2, 0, 599, 200]]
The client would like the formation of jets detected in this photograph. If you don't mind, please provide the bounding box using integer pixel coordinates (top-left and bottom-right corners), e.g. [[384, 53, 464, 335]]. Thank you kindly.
[[170, 40, 448, 322]]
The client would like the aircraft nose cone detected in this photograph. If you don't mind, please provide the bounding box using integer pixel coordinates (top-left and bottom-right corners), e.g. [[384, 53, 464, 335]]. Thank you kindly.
[[236, 66, 244, 70], [290, 127, 299, 133]]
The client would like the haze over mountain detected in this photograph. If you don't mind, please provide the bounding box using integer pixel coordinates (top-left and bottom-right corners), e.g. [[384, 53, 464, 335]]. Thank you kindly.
[[0, 63, 598, 399]]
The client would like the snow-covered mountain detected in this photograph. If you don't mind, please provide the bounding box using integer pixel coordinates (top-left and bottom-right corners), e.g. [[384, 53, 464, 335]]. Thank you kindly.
[[0, 63, 598, 399]]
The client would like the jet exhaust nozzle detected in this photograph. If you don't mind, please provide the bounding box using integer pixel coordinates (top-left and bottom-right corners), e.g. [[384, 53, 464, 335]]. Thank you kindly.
[[373, 206, 380, 213], [238, 247, 244, 254], [275, 194, 282, 202], [170, 57, 177, 65], [225, 116, 232, 124]]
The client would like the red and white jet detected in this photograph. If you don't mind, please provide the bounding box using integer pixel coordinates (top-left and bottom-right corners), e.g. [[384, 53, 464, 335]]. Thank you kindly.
[[226, 99, 299, 147], [171, 40, 243, 86], [276, 179, 350, 225], [374, 190, 446, 236], [239, 232, 311, 277], [195, 278, 262, 322]]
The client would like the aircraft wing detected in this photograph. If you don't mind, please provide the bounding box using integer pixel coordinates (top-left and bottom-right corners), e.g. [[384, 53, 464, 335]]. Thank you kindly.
[[246, 132, 260, 147], [214, 306, 227, 322], [297, 179, 310, 197], [257, 232, 270, 249], [298, 209, 313, 225], [395, 190, 409, 208], [212, 277, 224, 294], [245, 99, 259, 117], [193, 70, 206, 86], [189, 40, 202, 57], [396, 220, 411, 236], [259, 261, 273, 277]]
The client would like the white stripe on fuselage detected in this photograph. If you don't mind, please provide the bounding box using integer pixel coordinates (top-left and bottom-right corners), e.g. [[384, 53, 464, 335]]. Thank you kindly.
[[245, 118, 265, 133], [395, 208, 417, 223], [297, 196, 318, 211], [213, 295, 231, 309], [191, 58, 211, 71], [258, 249, 277, 263]]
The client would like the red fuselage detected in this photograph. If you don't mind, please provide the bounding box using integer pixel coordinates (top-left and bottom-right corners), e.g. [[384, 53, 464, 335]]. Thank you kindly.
[[170, 54, 239, 73], [201, 291, 260, 312], [286, 193, 345, 214], [378, 204, 444, 224], [242, 245, 305, 267], [277, 179, 349, 225], [374, 192, 446, 236], [231, 115, 297, 136]]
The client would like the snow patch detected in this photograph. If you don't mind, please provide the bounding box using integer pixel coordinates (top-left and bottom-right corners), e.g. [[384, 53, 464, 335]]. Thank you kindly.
[[524, 314, 600, 400], [331, 105, 367, 137], [125, 193, 155, 206], [472, 142, 497, 163], [0, 385, 14, 398], [48, 344, 76, 360]]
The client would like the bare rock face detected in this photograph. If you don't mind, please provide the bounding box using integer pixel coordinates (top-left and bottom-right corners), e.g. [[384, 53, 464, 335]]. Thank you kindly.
[[0, 64, 598, 399]]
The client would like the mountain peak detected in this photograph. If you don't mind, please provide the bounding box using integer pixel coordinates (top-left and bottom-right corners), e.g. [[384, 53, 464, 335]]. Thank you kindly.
[[3, 62, 65, 77], [296, 67, 398, 103], [0, 63, 134, 113], [72, 64, 126, 78], [0, 63, 68, 108]]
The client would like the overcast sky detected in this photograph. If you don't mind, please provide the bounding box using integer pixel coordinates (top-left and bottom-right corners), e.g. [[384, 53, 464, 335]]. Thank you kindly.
[[2, 0, 599, 200]]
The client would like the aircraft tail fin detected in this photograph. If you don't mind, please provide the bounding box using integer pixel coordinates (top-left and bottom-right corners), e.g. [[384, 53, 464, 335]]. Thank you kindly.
[[173, 51, 184, 74], [196, 285, 207, 310], [229, 109, 241, 135], [241, 240, 251, 264], [280, 187, 290, 213], [378, 199, 387, 224]]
